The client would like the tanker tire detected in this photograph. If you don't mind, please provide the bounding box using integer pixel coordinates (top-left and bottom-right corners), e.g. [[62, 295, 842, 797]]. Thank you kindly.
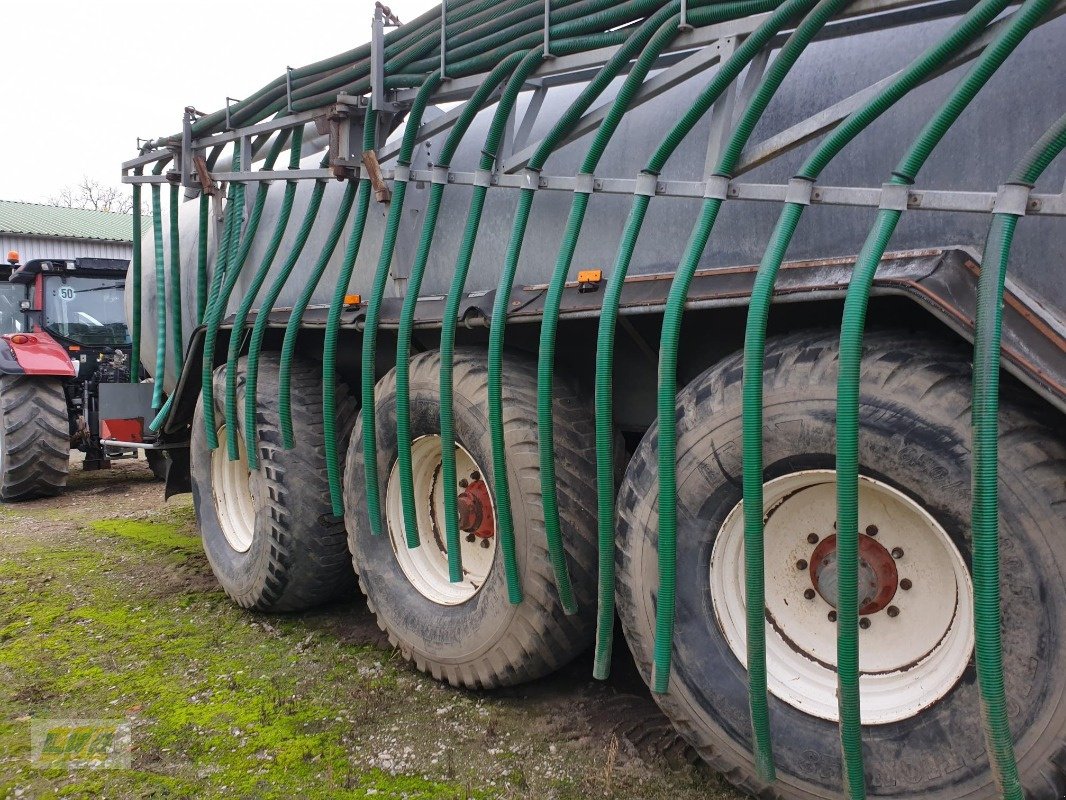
[[191, 353, 357, 612], [344, 347, 598, 688], [616, 329, 1066, 800], [0, 375, 70, 501]]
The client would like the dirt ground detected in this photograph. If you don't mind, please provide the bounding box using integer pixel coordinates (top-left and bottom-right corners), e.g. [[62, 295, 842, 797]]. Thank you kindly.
[[0, 456, 744, 800]]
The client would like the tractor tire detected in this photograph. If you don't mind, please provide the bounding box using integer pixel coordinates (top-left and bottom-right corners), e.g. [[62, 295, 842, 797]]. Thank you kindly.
[[190, 354, 357, 612], [145, 449, 169, 481], [0, 374, 70, 501], [616, 329, 1066, 800], [344, 347, 598, 688]]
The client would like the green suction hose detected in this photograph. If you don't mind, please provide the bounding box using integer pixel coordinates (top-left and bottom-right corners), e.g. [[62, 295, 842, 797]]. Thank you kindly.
[[277, 178, 359, 449], [242, 153, 331, 468], [202, 144, 243, 448], [537, 2, 697, 619], [834, 3, 1051, 795], [199, 132, 290, 450], [653, 0, 836, 716], [168, 183, 184, 372], [361, 71, 442, 539], [224, 126, 305, 460], [322, 109, 377, 517], [973, 113, 1066, 800], [196, 193, 210, 325], [149, 157, 169, 411], [438, 47, 544, 601], [130, 171, 142, 383], [590, 0, 803, 680], [737, 0, 1015, 785], [394, 52, 526, 570]]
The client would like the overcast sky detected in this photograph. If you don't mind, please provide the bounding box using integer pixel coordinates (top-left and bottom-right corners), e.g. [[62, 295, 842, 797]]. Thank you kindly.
[[1, 0, 438, 205]]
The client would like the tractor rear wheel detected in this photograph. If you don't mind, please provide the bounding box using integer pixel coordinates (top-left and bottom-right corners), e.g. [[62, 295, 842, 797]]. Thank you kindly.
[[0, 374, 70, 501], [616, 329, 1066, 799]]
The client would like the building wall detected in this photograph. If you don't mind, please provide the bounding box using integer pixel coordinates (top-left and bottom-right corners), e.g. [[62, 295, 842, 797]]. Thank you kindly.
[[0, 235, 132, 264]]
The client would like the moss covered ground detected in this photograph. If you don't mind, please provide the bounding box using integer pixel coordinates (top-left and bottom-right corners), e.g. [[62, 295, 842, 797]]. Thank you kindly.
[[0, 460, 740, 800]]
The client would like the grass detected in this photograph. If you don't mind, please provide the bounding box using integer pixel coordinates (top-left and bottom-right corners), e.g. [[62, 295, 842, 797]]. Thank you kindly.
[[0, 469, 739, 800]]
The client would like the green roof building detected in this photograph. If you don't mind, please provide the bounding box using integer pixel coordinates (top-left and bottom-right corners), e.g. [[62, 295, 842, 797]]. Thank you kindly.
[[0, 200, 146, 264]]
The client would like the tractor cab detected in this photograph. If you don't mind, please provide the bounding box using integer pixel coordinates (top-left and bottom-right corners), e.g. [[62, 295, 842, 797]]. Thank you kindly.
[[8, 256, 131, 382]]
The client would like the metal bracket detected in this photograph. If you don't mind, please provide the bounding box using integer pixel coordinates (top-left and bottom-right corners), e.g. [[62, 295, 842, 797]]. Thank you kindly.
[[431, 165, 451, 184], [180, 107, 195, 190], [473, 168, 494, 188], [634, 171, 659, 197], [543, 0, 554, 58], [440, 0, 450, 80], [574, 172, 595, 194], [704, 174, 731, 200], [285, 67, 294, 113], [521, 168, 541, 191], [879, 181, 911, 211], [371, 4, 404, 112], [393, 164, 411, 183], [785, 176, 816, 206], [224, 96, 238, 131], [679, 0, 694, 31], [993, 182, 1032, 216]]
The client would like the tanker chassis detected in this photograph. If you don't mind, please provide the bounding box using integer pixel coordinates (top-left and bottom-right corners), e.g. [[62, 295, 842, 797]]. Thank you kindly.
[[124, 0, 1066, 797]]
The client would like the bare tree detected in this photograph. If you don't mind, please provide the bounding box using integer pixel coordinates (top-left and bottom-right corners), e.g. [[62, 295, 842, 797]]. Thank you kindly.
[[49, 177, 140, 214]]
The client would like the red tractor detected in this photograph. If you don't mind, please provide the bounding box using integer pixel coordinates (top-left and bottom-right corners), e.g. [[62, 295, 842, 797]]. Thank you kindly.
[[0, 252, 165, 501]]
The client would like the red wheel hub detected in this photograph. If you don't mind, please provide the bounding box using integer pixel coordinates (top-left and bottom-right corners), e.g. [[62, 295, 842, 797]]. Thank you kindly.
[[809, 533, 898, 615], [456, 479, 495, 539]]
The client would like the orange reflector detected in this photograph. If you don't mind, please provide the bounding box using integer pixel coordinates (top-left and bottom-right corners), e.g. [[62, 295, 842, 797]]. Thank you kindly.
[[344, 294, 362, 305], [578, 269, 602, 283], [9, 334, 35, 345], [68, 345, 81, 352]]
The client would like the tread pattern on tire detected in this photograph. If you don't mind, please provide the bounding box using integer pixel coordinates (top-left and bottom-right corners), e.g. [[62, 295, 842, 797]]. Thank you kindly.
[[346, 347, 599, 689], [0, 374, 69, 501], [199, 354, 357, 612], [616, 328, 1066, 800]]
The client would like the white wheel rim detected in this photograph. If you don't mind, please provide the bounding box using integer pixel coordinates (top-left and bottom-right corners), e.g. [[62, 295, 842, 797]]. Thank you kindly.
[[710, 469, 974, 725], [210, 424, 255, 553], [385, 435, 497, 606]]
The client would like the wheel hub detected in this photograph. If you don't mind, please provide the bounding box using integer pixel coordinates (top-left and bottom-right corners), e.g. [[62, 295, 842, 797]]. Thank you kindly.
[[808, 533, 898, 615], [457, 477, 495, 540], [710, 469, 974, 724]]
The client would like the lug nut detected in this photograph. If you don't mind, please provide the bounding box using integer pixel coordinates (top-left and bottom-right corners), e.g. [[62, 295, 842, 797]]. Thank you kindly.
[[796, 559, 808, 571], [465, 533, 476, 543], [891, 547, 904, 559], [803, 588, 816, 600], [459, 479, 469, 488], [828, 611, 837, 622], [470, 471, 481, 482], [865, 525, 878, 536], [899, 578, 912, 590], [859, 617, 871, 630], [807, 533, 819, 544], [887, 606, 900, 618], [480, 539, 491, 549]]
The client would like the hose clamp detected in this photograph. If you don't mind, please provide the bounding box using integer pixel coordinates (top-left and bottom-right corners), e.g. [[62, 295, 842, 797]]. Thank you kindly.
[[473, 168, 494, 188], [785, 176, 815, 206], [704, 174, 730, 200], [521, 168, 541, 191], [431, 165, 450, 185], [574, 172, 595, 194], [393, 164, 411, 183], [634, 171, 658, 197], [879, 182, 910, 212], [993, 182, 1032, 216]]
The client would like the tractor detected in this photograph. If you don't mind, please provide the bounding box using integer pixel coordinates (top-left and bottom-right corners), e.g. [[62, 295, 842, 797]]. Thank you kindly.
[[0, 252, 165, 501]]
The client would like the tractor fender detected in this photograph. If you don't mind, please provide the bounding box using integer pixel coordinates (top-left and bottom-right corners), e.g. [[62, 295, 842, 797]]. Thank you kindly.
[[2, 333, 76, 378]]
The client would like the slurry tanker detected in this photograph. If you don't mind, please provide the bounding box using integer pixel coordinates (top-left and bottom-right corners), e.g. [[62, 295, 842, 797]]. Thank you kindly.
[[121, 0, 1066, 796]]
